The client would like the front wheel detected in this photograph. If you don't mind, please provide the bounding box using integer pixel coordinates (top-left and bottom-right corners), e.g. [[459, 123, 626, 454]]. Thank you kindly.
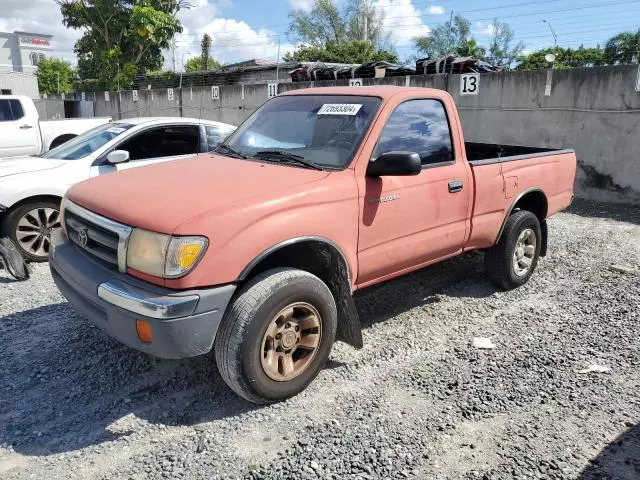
[[484, 210, 542, 290], [1, 200, 61, 262], [214, 268, 337, 404]]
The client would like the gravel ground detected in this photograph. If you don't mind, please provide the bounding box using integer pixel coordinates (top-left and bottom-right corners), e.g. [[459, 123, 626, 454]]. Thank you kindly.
[[1, 199, 639, 480]]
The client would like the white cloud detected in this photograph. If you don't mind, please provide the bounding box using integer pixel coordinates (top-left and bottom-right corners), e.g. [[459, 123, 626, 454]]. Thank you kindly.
[[173, 2, 294, 67], [474, 22, 497, 37], [0, 0, 81, 65], [374, 0, 430, 47], [426, 5, 445, 15], [289, 0, 315, 11]]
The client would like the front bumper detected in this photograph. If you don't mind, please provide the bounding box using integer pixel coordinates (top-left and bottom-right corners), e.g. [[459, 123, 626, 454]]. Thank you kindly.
[[49, 230, 236, 359]]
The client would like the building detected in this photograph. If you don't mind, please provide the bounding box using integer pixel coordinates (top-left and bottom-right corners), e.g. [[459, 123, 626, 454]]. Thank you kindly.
[[0, 31, 53, 73], [0, 72, 40, 98]]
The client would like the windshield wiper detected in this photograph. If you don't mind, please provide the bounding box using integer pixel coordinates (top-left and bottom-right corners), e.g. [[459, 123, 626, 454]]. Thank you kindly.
[[254, 150, 323, 171], [214, 143, 247, 159]]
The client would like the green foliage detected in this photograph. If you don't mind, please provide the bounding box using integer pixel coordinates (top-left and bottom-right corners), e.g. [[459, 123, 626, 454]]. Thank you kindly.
[[287, 0, 394, 63], [140, 69, 176, 87], [486, 19, 524, 68], [516, 46, 605, 71], [201, 33, 212, 71], [36, 58, 76, 95], [604, 29, 640, 64], [414, 15, 472, 58], [457, 39, 486, 59], [283, 40, 398, 63], [184, 56, 221, 72], [58, 0, 185, 90]]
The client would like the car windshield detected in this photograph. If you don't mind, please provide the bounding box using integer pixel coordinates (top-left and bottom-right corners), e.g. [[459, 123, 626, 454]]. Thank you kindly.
[[41, 123, 135, 160], [222, 95, 382, 169]]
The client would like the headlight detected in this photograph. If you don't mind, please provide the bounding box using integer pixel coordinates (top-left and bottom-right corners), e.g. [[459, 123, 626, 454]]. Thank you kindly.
[[126, 228, 208, 278]]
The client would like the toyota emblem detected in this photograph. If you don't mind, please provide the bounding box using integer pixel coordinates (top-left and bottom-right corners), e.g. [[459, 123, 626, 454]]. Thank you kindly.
[[78, 229, 89, 247]]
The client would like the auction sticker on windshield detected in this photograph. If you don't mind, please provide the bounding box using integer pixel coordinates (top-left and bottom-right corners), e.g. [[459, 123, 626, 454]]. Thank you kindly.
[[318, 104, 363, 115], [106, 127, 126, 134]]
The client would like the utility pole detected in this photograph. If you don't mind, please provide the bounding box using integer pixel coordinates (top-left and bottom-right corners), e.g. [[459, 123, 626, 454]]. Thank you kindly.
[[57, 70, 60, 95], [543, 20, 558, 47], [172, 36, 177, 72], [446, 10, 454, 73], [276, 37, 281, 82], [363, 0, 368, 42]]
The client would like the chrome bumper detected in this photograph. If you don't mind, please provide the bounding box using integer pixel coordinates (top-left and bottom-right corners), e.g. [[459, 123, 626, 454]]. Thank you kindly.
[[97, 280, 199, 320]]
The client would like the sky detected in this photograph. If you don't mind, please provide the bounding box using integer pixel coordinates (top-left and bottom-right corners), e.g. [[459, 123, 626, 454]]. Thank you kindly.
[[1, 0, 639, 69]]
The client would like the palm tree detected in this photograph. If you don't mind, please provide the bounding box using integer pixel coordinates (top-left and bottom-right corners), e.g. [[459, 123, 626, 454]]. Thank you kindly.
[[604, 29, 640, 64]]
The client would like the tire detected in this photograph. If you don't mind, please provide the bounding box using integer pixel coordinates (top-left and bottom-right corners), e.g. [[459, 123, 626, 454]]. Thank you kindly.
[[484, 210, 542, 290], [214, 268, 338, 404], [1, 200, 61, 262]]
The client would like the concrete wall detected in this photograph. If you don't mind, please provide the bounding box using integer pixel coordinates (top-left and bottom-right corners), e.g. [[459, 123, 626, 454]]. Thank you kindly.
[[90, 65, 640, 193]]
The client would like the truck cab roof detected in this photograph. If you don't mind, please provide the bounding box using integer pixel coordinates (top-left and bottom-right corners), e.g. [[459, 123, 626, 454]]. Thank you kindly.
[[282, 85, 448, 100]]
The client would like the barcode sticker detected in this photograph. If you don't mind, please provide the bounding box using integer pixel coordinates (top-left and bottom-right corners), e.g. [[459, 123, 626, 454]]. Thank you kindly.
[[317, 104, 362, 115]]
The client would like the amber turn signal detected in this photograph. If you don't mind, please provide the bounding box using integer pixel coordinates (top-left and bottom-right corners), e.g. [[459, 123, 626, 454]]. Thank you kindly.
[[136, 319, 153, 344]]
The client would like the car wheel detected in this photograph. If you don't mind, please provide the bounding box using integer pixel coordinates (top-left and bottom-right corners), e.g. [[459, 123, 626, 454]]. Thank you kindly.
[[2, 200, 61, 262], [214, 268, 337, 404], [484, 210, 542, 290]]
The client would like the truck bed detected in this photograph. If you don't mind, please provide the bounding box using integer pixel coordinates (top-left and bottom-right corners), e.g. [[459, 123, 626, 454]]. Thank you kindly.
[[465, 142, 572, 164]]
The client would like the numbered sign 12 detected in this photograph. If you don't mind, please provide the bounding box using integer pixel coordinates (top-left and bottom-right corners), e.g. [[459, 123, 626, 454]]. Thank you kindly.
[[267, 83, 278, 98], [349, 78, 363, 87], [460, 74, 479, 96]]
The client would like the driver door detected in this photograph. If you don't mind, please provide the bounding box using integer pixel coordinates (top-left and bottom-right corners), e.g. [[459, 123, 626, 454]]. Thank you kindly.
[[90, 124, 201, 176]]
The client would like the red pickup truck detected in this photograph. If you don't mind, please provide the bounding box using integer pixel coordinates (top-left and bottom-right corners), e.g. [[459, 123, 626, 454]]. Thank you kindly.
[[50, 86, 576, 404]]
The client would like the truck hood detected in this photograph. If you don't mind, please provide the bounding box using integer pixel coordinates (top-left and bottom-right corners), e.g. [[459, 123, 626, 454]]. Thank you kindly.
[[0, 156, 65, 178], [67, 153, 331, 233]]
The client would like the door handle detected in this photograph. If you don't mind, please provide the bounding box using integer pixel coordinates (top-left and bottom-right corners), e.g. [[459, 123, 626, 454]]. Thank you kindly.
[[19, 125, 33, 129], [448, 180, 464, 193]]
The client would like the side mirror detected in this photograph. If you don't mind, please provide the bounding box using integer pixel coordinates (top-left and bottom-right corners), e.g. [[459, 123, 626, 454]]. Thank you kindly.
[[106, 150, 130, 164], [367, 151, 422, 177]]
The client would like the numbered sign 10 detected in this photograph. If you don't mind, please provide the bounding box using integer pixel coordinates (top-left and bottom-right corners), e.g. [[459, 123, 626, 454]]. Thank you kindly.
[[349, 78, 363, 87], [460, 74, 479, 96], [267, 83, 278, 98], [211, 86, 220, 100]]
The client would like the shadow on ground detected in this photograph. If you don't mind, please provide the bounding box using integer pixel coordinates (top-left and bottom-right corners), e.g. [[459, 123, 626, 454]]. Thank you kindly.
[[0, 252, 496, 458], [579, 424, 640, 480], [568, 198, 640, 225]]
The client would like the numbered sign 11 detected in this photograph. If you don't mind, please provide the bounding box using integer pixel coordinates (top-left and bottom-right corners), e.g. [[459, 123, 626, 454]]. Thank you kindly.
[[349, 78, 363, 87], [460, 74, 479, 96], [267, 83, 278, 98], [132, 90, 138, 102]]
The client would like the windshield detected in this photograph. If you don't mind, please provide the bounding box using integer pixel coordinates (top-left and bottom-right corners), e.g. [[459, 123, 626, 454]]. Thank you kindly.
[[41, 123, 135, 160], [223, 95, 381, 169]]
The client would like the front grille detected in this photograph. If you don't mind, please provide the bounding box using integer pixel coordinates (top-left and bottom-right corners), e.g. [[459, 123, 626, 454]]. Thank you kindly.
[[64, 202, 132, 272]]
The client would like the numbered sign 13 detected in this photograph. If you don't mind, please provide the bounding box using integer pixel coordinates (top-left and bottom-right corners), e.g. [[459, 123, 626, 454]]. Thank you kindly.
[[460, 74, 479, 96]]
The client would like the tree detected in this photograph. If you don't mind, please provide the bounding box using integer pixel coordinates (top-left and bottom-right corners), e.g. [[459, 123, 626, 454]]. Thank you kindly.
[[283, 40, 398, 63], [457, 39, 486, 59], [486, 19, 524, 68], [604, 29, 640, 64], [286, 0, 394, 63], [414, 15, 472, 58], [36, 58, 76, 95], [184, 56, 221, 72], [58, 0, 186, 90], [516, 46, 605, 71], [201, 33, 212, 71]]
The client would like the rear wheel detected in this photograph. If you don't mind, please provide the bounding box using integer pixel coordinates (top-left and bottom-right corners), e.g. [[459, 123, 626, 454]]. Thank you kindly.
[[214, 268, 337, 404], [1, 200, 61, 262], [484, 210, 542, 290]]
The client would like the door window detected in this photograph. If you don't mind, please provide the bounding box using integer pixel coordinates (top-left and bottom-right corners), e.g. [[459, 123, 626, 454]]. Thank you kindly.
[[9, 100, 24, 120], [376, 99, 454, 166], [205, 125, 233, 150], [116, 125, 200, 161], [0, 100, 12, 121]]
